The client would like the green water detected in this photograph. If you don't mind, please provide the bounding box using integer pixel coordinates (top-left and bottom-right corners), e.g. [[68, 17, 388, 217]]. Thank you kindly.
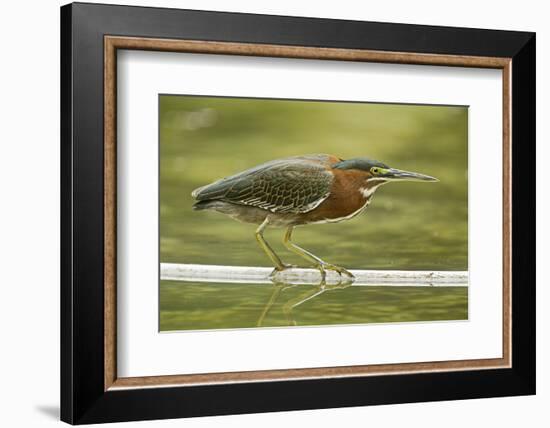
[[160, 281, 468, 331], [159, 95, 468, 331]]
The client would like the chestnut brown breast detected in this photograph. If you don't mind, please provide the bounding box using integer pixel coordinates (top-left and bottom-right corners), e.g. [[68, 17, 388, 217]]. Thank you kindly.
[[299, 169, 371, 224]]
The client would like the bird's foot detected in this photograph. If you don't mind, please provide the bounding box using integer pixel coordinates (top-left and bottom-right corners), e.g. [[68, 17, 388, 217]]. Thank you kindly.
[[315, 263, 355, 281], [269, 264, 299, 279]]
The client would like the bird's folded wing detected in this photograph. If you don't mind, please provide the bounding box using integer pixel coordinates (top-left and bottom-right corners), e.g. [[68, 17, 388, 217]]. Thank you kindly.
[[192, 158, 334, 213]]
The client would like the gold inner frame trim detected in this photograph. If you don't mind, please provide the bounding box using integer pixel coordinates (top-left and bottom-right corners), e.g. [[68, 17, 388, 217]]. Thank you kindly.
[[104, 35, 512, 391]]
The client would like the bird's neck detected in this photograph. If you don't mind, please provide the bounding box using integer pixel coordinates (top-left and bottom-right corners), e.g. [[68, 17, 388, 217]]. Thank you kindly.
[[359, 180, 386, 199]]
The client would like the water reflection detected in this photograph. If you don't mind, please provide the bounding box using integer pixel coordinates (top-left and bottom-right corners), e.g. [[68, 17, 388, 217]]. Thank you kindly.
[[159, 278, 468, 331], [257, 278, 354, 327]]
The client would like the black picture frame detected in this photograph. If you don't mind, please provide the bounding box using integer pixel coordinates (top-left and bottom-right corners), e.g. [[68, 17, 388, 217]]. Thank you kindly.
[[61, 2, 535, 424]]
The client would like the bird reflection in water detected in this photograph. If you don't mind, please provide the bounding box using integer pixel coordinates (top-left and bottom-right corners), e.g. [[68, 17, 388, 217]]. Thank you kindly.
[[256, 277, 354, 327]]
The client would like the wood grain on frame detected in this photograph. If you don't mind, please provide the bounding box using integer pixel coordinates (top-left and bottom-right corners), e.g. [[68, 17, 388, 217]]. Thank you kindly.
[[104, 36, 117, 390], [104, 35, 512, 391]]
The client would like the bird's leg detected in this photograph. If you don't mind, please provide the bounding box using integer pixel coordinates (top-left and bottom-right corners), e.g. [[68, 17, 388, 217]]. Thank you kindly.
[[255, 218, 294, 277], [283, 226, 355, 280]]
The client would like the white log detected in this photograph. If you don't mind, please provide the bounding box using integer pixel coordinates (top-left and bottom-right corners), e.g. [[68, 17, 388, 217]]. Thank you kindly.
[[160, 263, 468, 287]]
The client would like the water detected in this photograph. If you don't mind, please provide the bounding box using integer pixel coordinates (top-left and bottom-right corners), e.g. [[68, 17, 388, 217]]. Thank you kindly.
[[159, 95, 468, 331], [160, 281, 468, 331]]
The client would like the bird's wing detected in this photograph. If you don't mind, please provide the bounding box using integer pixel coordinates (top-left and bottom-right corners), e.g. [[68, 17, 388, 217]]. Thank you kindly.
[[192, 157, 334, 213]]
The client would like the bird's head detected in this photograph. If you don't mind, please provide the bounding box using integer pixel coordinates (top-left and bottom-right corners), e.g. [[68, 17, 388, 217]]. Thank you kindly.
[[333, 157, 438, 194]]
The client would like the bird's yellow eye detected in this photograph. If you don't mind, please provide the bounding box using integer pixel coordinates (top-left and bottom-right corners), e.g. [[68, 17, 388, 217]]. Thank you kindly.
[[371, 167, 380, 175]]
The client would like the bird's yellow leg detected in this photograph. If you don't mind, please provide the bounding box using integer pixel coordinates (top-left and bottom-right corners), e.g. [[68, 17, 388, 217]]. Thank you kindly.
[[255, 217, 290, 276], [283, 226, 355, 280]]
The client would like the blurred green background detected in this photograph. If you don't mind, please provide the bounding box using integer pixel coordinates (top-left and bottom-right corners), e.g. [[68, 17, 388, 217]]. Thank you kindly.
[[159, 95, 468, 331]]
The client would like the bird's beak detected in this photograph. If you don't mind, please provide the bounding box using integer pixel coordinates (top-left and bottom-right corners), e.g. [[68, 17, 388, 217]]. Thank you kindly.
[[384, 168, 439, 182]]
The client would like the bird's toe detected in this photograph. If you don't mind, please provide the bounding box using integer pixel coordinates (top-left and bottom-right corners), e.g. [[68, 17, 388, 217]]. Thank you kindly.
[[322, 263, 355, 280]]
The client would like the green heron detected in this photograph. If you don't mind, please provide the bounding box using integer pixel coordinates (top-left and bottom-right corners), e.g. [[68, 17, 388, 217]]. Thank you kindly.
[[192, 154, 438, 279]]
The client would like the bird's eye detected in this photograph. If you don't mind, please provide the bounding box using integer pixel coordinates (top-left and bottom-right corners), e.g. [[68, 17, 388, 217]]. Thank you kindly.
[[371, 167, 380, 175]]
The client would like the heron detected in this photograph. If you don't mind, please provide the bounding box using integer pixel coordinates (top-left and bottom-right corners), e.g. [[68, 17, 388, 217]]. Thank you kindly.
[[192, 154, 438, 280]]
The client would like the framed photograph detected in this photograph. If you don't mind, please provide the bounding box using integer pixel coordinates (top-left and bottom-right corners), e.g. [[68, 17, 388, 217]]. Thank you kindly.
[[60, 2, 535, 424]]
